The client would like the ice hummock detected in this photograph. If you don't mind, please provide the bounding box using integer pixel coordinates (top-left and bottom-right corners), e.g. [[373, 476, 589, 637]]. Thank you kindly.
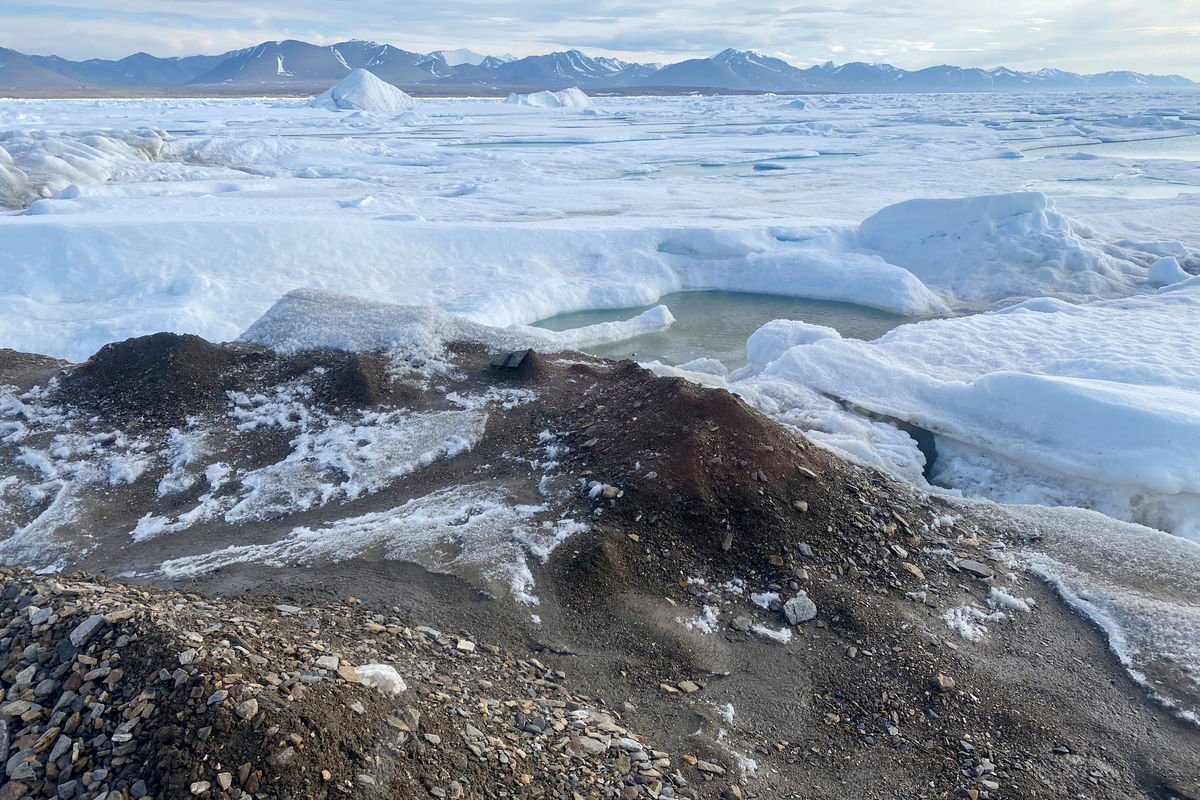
[[310, 69, 417, 113], [730, 282, 1200, 542], [855, 192, 1145, 308], [505, 88, 593, 109]]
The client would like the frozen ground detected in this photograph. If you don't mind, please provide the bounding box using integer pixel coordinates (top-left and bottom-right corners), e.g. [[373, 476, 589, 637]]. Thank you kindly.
[[1, 89, 1199, 722]]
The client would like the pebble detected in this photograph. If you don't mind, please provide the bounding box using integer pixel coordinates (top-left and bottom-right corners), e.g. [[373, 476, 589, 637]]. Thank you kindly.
[[235, 698, 258, 720]]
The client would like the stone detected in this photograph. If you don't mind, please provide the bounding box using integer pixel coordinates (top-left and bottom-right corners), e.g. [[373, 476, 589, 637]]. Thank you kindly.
[[730, 616, 753, 632], [178, 648, 197, 665], [935, 674, 956, 692], [68, 615, 105, 648], [189, 781, 210, 796], [792, 500, 809, 512], [456, 639, 476, 653], [235, 698, 258, 720], [216, 773, 233, 791], [677, 681, 700, 694], [315, 655, 340, 670], [957, 559, 994, 579], [783, 593, 817, 625], [900, 562, 926, 581]]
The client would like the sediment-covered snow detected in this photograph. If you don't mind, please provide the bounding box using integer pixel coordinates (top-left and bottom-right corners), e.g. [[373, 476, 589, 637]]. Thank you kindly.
[[1011, 503, 1200, 722], [157, 483, 585, 604], [309, 69, 417, 113]]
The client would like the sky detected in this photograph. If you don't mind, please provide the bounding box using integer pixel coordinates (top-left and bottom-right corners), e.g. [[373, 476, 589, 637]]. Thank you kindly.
[[2, 0, 1197, 75]]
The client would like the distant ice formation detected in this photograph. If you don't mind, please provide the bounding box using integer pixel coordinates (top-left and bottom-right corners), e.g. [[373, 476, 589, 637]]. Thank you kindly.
[[310, 69, 417, 113], [505, 87, 594, 109]]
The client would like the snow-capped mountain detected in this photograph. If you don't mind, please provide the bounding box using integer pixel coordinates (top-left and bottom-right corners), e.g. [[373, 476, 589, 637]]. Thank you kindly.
[[492, 50, 657, 87], [429, 49, 504, 67], [640, 49, 809, 90], [2, 40, 1195, 93]]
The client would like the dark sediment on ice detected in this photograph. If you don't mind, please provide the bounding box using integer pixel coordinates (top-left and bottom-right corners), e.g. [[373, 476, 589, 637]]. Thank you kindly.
[[1, 335, 1197, 800]]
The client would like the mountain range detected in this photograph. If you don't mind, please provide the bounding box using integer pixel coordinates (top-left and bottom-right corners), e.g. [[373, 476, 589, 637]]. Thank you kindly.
[[1, 40, 1195, 94]]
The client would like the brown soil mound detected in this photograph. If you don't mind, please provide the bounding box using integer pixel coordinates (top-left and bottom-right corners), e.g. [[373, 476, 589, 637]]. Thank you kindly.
[[57, 333, 239, 423]]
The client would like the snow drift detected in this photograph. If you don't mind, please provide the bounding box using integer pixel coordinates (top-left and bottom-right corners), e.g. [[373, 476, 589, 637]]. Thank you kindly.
[[505, 88, 594, 109], [310, 69, 417, 113]]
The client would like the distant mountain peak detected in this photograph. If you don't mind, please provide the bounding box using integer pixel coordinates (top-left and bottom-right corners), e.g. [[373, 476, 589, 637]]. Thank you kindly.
[[3, 39, 1195, 93]]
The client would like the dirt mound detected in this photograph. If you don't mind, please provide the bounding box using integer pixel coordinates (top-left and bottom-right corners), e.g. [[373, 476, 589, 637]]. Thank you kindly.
[[57, 333, 238, 423], [1, 567, 701, 800]]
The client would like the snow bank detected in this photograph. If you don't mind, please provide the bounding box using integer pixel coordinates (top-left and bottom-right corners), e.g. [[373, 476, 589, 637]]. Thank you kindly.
[[731, 283, 1200, 540], [506, 88, 594, 109], [310, 69, 417, 113]]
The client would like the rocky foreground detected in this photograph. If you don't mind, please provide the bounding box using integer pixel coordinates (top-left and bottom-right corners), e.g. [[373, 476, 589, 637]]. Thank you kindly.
[[1, 330, 1199, 799]]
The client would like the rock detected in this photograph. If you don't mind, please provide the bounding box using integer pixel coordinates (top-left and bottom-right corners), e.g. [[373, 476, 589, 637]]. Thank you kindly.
[[677, 680, 700, 694], [792, 500, 809, 512], [796, 542, 814, 558], [783, 593, 817, 625], [274, 604, 302, 614], [68, 615, 105, 647], [206, 690, 228, 705], [730, 616, 753, 632], [456, 639, 476, 653], [577, 736, 607, 756], [178, 648, 197, 665], [216, 773, 232, 791], [189, 781, 210, 795], [314, 655, 340, 670], [935, 674, 956, 692], [900, 562, 926, 581], [235, 698, 258, 720], [956, 559, 994, 579], [695, 760, 726, 775]]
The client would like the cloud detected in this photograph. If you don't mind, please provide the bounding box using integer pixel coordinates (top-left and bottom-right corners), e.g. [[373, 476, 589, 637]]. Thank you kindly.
[[0, 0, 1194, 76]]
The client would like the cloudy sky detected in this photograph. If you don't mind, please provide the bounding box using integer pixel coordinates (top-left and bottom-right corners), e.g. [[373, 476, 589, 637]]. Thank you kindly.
[[2, 0, 1197, 75]]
